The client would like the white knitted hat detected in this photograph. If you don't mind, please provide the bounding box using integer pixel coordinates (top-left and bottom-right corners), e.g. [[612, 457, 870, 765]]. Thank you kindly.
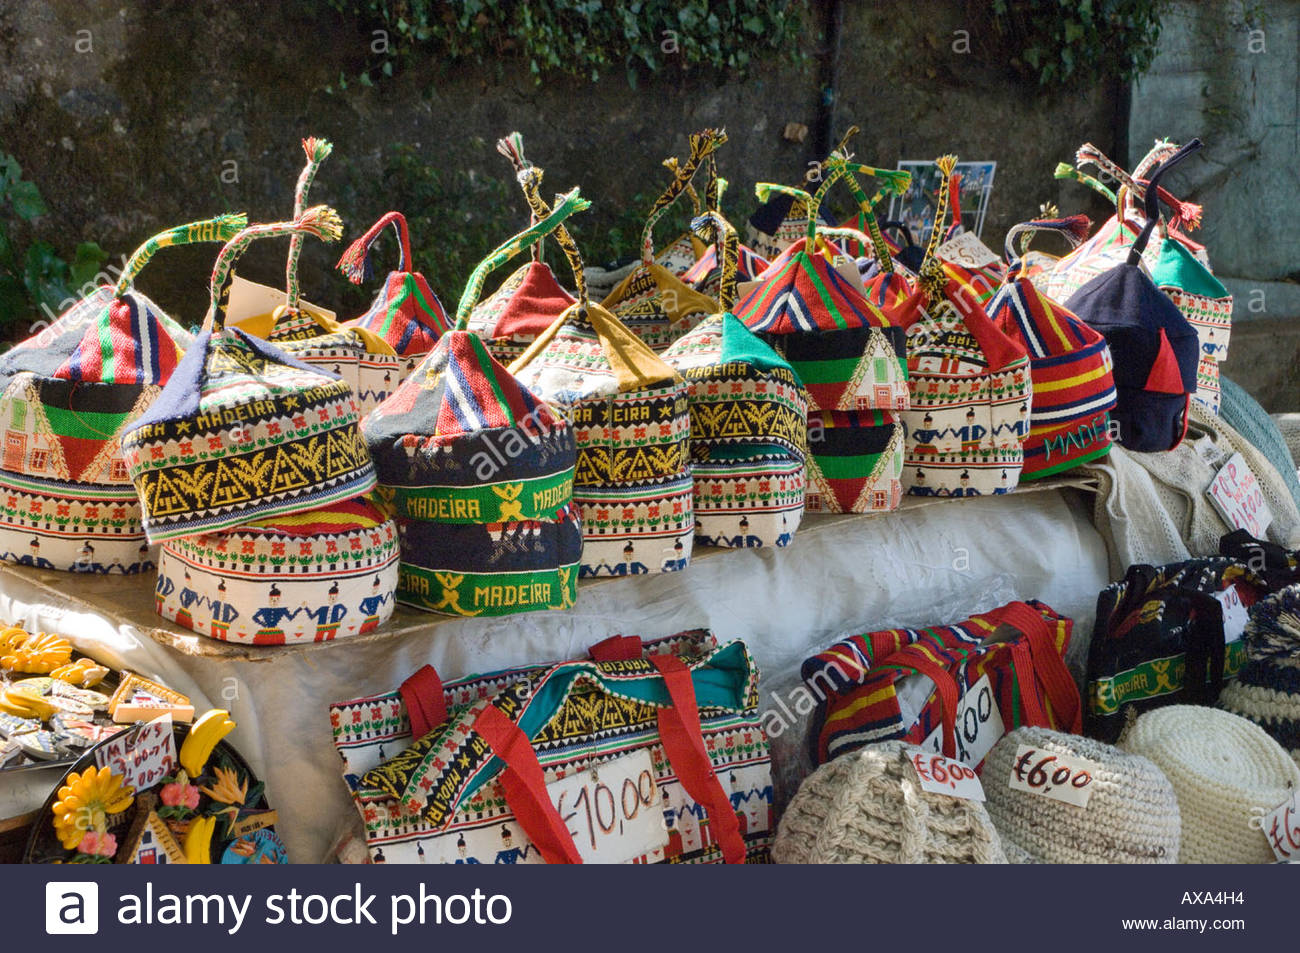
[[773, 740, 1007, 864], [1218, 585, 1300, 766], [1120, 705, 1300, 864], [983, 726, 1180, 864]]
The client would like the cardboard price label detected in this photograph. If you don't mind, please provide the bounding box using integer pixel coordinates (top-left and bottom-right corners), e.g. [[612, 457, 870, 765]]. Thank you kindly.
[[908, 748, 985, 801], [94, 714, 176, 792], [921, 673, 1006, 767], [937, 230, 1001, 269], [1258, 790, 1300, 862], [549, 749, 668, 864], [1007, 745, 1098, 808], [1208, 452, 1274, 538]]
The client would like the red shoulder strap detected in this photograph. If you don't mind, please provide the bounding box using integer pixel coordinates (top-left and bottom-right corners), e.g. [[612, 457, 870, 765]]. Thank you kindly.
[[400, 665, 447, 740], [989, 601, 1082, 734], [588, 635, 643, 661]]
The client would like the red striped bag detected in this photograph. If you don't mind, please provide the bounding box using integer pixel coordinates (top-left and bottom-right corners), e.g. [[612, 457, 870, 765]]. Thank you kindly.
[[803, 600, 1080, 769], [330, 631, 773, 864]]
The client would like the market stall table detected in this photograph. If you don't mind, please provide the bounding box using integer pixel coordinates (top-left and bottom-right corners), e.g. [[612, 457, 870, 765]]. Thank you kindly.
[[0, 478, 1109, 862]]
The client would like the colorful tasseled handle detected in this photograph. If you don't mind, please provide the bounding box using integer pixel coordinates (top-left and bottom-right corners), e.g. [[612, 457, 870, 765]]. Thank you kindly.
[[640, 129, 727, 268], [1128, 138, 1202, 267], [336, 211, 412, 284], [452, 188, 591, 331], [917, 154, 959, 300], [207, 206, 344, 330], [826, 155, 912, 275], [283, 136, 333, 314], [1003, 215, 1092, 273], [113, 213, 249, 298], [688, 210, 739, 312]]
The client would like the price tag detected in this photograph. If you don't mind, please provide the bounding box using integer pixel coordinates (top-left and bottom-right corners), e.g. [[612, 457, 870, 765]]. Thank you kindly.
[[1007, 745, 1098, 808], [1208, 452, 1274, 538], [907, 748, 985, 801], [920, 673, 1006, 767], [94, 714, 175, 792], [937, 230, 1001, 269], [548, 749, 667, 864], [1258, 790, 1300, 862], [1216, 585, 1249, 644]]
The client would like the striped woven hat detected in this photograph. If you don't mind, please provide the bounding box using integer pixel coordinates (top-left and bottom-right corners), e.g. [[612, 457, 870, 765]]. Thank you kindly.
[[155, 495, 399, 643], [460, 134, 577, 363], [663, 211, 808, 548], [337, 211, 450, 373], [1219, 584, 1300, 764], [602, 130, 725, 351], [1065, 143, 1201, 453], [121, 208, 377, 542], [511, 195, 693, 578], [0, 214, 245, 574], [362, 191, 588, 617], [899, 156, 1032, 498], [988, 215, 1117, 479]]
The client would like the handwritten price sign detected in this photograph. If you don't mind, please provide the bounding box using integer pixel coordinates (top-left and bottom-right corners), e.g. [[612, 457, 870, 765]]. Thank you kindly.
[[1258, 791, 1300, 862], [1208, 452, 1274, 538], [549, 749, 667, 864], [921, 673, 1006, 768], [94, 714, 175, 793], [1007, 745, 1098, 808], [908, 749, 985, 801], [937, 231, 1001, 269]]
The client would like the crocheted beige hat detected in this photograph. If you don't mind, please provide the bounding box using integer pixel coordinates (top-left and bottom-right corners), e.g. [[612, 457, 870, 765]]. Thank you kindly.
[[1120, 705, 1300, 864], [773, 740, 1007, 864], [983, 726, 1180, 864]]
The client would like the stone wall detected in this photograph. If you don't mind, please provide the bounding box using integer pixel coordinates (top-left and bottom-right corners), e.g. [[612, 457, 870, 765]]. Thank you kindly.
[[0, 0, 1120, 327]]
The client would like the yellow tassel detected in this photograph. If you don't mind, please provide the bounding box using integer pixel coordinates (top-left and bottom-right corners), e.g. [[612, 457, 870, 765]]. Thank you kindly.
[[298, 204, 344, 242], [935, 154, 958, 179]]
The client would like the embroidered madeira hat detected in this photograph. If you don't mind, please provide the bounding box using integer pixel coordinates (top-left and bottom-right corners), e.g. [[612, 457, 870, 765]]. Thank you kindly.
[[510, 194, 694, 578], [1065, 141, 1202, 453], [0, 214, 245, 573], [663, 210, 808, 548], [121, 209, 377, 542], [337, 211, 451, 374], [460, 134, 577, 363], [362, 191, 588, 617], [987, 215, 1117, 478]]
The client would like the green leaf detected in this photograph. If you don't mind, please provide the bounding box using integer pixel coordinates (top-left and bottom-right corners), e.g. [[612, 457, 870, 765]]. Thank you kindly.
[[1064, 21, 1084, 43], [69, 241, 109, 287], [9, 179, 47, 220], [22, 241, 73, 315]]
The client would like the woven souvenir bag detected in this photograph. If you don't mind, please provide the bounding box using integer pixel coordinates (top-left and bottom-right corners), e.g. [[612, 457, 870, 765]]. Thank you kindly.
[[899, 156, 1032, 497], [681, 152, 770, 299], [0, 214, 243, 574], [362, 190, 587, 618], [734, 158, 909, 514], [662, 210, 808, 548], [509, 189, 693, 577], [986, 216, 1118, 478], [461, 134, 579, 363], [1086, 556, 1275, 743], [601, 130, 725, 351], [337, 210, 451, 376], [1064, 142, 1201, 453], [804, 600, 1080, 769], [147, 217, 398, 644], [120, 208, 377, 541], [332, 632, 773, 864]]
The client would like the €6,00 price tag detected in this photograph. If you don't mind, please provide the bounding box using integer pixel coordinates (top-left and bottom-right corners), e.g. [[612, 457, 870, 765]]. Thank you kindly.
[[548, 749, 668, 864], [1007, 745, 1099, 808], [921, 673, 1006, 768], [908, 748, 985, 801], [1258, 790, 1300, 862]]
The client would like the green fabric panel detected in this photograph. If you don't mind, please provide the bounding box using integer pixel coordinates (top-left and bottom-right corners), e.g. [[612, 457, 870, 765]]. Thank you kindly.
[[719, 311, 795, 376], [1151, 240, 1228, 299], [812, 450, 883, 479], [791, 356, 862, 385], [41, 405, 131, 440]]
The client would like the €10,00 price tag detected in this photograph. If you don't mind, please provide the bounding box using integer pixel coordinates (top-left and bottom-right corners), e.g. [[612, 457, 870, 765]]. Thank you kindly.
[[1258, 790, 1300, 862], [907, 748, 985, 801], [547, 749, 668, 864], [921, 673, 1006, 768], [1007, 745, 1099, 808]]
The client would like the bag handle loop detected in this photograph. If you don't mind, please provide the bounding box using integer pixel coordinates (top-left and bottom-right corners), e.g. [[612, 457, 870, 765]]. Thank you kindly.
[[335, 211, 412, 284], [1003, 215, 1092, 273], [827, 156, 912, 274], [283, 137, 333, 317], [688, 210, 739, 312], [206, 206, 344, 332], [641, 129, 727, 268], [1129, 139, 1202, 266], [113, 214, 249, 299]]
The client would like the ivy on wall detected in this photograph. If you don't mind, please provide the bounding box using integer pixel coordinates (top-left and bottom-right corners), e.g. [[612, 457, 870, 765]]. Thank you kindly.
[[978, 0, 1165, 86], [325, 0, 809, 88]]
